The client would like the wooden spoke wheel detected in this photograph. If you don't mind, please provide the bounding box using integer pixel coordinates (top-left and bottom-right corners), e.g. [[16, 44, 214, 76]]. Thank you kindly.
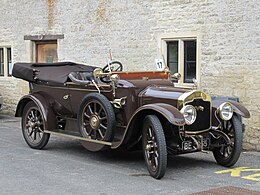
[[78, 93, 115, 151], [142, 115, 167, 179], [22, 101, 50, 149], [213, 114, 243, 167]]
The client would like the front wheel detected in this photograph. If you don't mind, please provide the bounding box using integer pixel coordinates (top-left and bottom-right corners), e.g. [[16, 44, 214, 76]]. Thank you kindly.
[[142, 115, 167, 179], [213, 114, 243, 167], [22, 101, 50, 149]]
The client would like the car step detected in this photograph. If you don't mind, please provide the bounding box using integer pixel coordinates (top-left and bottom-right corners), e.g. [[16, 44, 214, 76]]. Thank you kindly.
[[44, 129, 112, 146]]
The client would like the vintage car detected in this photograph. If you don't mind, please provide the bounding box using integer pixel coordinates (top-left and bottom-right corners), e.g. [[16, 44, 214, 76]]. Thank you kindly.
[[12, 61, 250, 179]]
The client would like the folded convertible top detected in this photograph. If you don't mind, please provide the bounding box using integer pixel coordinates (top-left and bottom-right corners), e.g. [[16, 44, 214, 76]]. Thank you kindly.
[[12, 62, 97, 85]]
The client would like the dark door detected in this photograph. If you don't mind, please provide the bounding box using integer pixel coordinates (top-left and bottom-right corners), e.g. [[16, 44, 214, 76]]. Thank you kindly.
[[36, 42, 58, 63]]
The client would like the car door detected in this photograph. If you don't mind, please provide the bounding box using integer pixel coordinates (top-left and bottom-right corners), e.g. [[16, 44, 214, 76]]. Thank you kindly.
[[32, 83, 73, 117]]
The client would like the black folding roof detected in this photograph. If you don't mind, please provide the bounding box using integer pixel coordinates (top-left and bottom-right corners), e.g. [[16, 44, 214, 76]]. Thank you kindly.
[[12, 62, 97, 85]]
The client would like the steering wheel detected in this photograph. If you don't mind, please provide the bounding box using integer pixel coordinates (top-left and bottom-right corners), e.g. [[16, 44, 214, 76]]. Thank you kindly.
[[100, 61, 123, 83], [102, 61, 123, 73]]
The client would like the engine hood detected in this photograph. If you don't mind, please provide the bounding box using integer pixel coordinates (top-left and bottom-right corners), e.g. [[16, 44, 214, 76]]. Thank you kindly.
[[139, 85, 211, 109], [117, 78, 211, 110], [139, 86, 189, 107]]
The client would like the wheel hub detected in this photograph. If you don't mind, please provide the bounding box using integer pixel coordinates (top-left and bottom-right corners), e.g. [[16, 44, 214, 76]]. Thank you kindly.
[[146, 141, 156, 152], [146, 144, 152, 151], [29, 119, 40, 131], [29, 121, 36, 128], [90, 115, 100, 129]]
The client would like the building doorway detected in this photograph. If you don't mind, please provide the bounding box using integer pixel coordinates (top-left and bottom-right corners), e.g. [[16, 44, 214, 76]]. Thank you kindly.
[[36, 41, 58, 63]]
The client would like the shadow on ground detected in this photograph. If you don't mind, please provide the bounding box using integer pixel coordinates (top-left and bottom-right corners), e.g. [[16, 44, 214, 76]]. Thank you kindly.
[[44, 137, 216, 173]]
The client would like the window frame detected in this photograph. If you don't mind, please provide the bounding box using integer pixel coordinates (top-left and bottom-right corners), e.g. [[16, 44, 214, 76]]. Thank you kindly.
[[24, 34, 63, 63], [0, 45, 13, 77], [160, 33, 201, 88]]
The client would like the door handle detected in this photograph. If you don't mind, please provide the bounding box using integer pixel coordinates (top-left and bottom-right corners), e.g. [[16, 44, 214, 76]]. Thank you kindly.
[[63, 95, 69, 100]]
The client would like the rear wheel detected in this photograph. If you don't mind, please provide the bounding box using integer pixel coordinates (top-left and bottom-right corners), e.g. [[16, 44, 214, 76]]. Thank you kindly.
[[142, 115, 167, 179], [22, 101, 50, 149], [213, 114, 243, 167]]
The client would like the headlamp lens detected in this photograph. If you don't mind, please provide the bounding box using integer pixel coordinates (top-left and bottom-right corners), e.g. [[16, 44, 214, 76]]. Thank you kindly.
[[181, 105, 197, 125]]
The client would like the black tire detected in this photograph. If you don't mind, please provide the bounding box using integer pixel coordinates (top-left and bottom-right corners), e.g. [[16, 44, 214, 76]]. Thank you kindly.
[[22, 101, 50, 149], [213, 114, 243, 167], [78, 93, 116, 151], [142, 115, 167, 179]]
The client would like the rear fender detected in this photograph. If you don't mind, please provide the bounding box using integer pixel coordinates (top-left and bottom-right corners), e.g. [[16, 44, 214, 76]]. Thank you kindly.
[[15, 94, 57, 130], [112, 103, 185, 149]]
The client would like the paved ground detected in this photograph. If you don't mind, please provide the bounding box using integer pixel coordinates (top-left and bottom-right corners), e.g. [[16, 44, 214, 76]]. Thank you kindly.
[[0, 114, 259, 195]]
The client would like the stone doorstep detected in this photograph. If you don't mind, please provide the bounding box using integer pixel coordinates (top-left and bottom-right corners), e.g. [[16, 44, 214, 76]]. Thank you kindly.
[[191, 186, 260, 195]]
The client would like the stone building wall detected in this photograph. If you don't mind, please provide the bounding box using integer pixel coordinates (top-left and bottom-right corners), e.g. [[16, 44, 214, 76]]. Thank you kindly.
[[0, 0, 259, 150]]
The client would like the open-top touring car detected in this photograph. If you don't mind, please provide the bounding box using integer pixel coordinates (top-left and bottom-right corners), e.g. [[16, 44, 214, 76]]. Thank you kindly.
[[13, 61, 250, 179]]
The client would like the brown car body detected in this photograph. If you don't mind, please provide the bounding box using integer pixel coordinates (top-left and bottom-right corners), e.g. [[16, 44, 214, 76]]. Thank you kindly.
[[13, 61, 250, 179]]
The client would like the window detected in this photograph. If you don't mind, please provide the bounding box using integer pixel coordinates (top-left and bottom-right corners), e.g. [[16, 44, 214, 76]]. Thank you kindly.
[[167, 41, 178, 75], [0, 46, 12, 77], [0, 48, 4, 76], [184, 40, 196, 83], [162, 36, 199, 85], [7, 48, 12, 76], [36, 41, 58, 63]]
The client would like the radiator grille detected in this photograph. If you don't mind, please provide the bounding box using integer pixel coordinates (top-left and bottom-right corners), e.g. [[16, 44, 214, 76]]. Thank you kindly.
[[185, 99, 211, 132]]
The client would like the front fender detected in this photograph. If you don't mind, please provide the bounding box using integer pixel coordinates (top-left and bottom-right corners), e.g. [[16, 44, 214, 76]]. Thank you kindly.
[[15, 93, 57, 130], [134, 103, 185, 126], [112, 103, 185, 149], [212, 99, 250, 118]]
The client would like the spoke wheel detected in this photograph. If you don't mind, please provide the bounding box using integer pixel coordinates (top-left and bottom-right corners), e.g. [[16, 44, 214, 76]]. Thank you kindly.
[[213, 114, 243, 167], [22, 102, 50, 149], [78, 93, 115, 151], [142, 115, 167, 179]]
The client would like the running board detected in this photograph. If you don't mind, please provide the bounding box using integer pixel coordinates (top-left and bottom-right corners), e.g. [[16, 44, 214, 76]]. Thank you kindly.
[[44, 130, 112, 146]]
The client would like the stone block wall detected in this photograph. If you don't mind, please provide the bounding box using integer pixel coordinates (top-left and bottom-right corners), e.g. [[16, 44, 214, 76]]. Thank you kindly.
[[0, 0, 259, 150]]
